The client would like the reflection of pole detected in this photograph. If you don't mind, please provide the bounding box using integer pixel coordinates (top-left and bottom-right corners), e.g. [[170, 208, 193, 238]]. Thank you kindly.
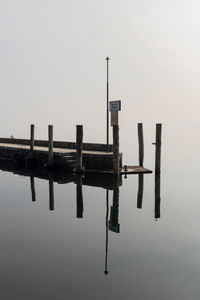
[[155, 173, 161, 220], [106, 57, 110, 153], [76, 175, 83, 218], [109, 177, 120, 233], [104, 189, 109, 275], [137, 174, 144, 209], [49, 176, 54, 211], [30, 176, 36, 202]]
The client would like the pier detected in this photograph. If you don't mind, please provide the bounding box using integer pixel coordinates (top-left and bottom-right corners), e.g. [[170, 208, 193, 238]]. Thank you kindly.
[[0, 124, 153, 175]]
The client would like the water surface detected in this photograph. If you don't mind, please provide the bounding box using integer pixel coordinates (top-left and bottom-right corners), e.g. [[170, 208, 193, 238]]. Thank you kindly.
[[0, 125, 200, 300]]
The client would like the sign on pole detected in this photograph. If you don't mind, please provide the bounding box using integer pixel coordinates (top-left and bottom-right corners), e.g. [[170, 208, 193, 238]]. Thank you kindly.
[[110, 100, 121, 126], [109, 100, 121, 112]]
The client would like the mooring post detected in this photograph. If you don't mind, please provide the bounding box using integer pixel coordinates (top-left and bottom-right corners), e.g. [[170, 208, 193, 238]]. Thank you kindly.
[[75, 125, 83, 173], [113, 125, 119, 175], [76, 175, 83, 218], [137, 123, 144, 167], [155, 123, 162, 174], [30, 124, 35, 156], [48, 125, 53, 164], [49, 176, 54, 211]]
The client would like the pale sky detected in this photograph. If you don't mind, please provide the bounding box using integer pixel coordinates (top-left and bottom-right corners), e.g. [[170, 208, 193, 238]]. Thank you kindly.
[[1, 0, 200, 150]]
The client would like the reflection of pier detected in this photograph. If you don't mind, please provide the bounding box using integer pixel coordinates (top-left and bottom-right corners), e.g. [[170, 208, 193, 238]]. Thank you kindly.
[[0, 158, 161, 275]]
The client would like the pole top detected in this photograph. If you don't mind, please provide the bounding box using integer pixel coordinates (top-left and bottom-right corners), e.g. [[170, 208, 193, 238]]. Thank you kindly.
[[106, 57, 110, 60]]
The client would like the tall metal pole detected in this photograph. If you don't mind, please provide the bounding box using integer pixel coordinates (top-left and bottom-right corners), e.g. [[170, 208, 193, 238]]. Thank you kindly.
[[106, 57, 110, 153]]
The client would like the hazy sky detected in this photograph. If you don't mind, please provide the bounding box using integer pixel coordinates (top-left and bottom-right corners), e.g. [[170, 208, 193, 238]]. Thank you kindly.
[[1, 0, 200, 146]]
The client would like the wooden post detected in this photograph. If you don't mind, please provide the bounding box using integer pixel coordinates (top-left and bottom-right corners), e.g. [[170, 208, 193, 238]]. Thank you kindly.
[[113, 125, 119, 175], [137, 123, 144, 167], [49, 176, 54, 211], [75, 125, 83, 173], [76, 175, 83, 218], [155, 123, 162, 173], [30, 124, 35, 156], [48, 125, 53, 164], [30, 176, 36, 202], [137, 174, 144, 209]]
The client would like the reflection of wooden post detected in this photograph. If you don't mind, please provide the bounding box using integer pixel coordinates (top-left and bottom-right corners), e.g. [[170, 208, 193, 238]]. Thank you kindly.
[[76, 175, 83, 218], [113, 125, 119, 175], [30, 124, 35, 156], [155, 123, 162, 174], [48, 125, 53, 164], [76, 125, 83, 173], [155, 173, 161, 220], [137, 123, 144, 166], [109, 177, 120, 233], [30, 176, 36, 202], [137, 174, 144, 209], [49, 177, 54, 211]]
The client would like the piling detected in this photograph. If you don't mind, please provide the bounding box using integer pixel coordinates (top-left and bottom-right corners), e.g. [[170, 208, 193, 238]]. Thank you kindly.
[[75, 125, 83, 173], [30, 124, 35, 156], [113, 125, 119, 175], [155, 123, 162, 173], [48, 125, 53, 164], [137, 123, 144, 167]]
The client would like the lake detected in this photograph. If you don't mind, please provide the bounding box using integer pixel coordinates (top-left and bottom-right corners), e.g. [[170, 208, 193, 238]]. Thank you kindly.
[[0, 124, 200, 300]]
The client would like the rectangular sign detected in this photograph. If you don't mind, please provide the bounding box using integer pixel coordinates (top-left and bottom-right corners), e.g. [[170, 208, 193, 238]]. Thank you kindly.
[[109, 100, 121, 112]]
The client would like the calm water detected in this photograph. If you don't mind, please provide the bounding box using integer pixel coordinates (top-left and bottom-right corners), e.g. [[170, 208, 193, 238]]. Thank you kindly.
[[1, 125, 200, 300]]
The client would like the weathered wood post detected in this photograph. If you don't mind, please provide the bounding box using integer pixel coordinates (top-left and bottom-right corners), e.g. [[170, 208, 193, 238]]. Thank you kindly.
[[30, 124, 35, 156], [75, 125, 83, 173], [48, 125, 53, 165], [113, 125, 119, 175], [76, 175, 83, 218], [137, 174, 144, 209], [155, 123, 162, 173], [30, 176, 36, 202], [49, 176, 54, 211], [137, 123, 144, 167]]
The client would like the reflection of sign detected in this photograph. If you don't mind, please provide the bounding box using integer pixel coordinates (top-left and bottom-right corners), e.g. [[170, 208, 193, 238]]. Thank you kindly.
[[109, 100, 121, 112]]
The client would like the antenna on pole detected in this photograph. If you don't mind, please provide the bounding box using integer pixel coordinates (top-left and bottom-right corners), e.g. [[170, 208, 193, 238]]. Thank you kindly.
[[106, 57, 110, 153]]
